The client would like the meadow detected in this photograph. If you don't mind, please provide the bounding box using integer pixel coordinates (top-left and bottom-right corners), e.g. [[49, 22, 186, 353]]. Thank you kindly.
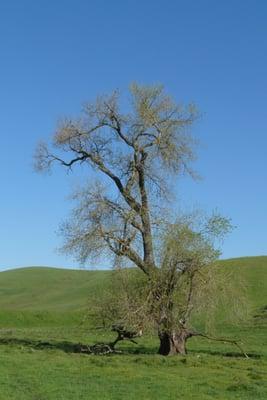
[[0, 257, 266, 399]]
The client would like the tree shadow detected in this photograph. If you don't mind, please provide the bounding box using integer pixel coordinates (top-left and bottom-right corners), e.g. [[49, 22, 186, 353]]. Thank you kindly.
[[0, 337, 81, 353], [0, 337, 261, 359], [117, 344, 156, 355], [0, 336, 146, 355], [189, 348, 261, 359]]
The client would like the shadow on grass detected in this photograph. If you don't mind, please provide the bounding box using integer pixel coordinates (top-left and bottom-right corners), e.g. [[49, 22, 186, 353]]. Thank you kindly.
[[122, 344, 262, 359], [189, 348, 261, 359], [0, 337, 261, 359], [0, 337, 79, 353]]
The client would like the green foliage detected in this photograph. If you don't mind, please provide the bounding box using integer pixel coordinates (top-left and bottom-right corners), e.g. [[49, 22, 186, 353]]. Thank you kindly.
[[92, 214, 244, 336]]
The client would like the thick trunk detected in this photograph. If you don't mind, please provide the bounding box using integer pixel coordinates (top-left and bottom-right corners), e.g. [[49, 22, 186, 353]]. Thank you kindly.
[[158, 329, 192, 356]]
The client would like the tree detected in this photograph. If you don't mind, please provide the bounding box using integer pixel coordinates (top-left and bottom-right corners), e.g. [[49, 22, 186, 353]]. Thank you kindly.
[[35, 84, 246, 355]]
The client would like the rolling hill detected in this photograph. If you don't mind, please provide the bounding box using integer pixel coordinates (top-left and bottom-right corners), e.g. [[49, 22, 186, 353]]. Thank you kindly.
[[0, 256, 266, 327]]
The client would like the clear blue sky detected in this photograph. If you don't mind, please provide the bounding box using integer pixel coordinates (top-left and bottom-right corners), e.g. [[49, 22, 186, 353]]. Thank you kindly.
[[0, 0, 266, 270]]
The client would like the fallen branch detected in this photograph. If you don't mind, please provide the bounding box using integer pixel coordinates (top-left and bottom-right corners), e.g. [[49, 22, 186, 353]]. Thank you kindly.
[[110, 324, 143, 348], [192, 331, 249, 359], [77, 343, 121, 355]]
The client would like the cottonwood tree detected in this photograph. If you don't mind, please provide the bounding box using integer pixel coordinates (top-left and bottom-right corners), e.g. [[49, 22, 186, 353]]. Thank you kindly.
[[91, 215, 247, 356], [35, 84, 246, 355]]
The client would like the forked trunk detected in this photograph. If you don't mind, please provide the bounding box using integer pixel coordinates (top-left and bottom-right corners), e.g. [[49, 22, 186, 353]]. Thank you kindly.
[[158, 329, 193, 356]]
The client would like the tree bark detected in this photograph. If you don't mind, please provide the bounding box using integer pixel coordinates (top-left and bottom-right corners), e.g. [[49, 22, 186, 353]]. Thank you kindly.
[[158, 329, 193, 356]]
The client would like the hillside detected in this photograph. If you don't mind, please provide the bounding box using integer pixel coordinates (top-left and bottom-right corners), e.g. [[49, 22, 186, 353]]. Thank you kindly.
[[0, 267, 110, 311], [0, 256, 266, 327], [0, 266, 111, 327]]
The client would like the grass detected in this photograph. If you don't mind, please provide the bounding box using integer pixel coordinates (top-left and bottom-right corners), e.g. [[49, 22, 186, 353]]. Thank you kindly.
[[0, 348, 265, 400], [0, 256, 266, 399]]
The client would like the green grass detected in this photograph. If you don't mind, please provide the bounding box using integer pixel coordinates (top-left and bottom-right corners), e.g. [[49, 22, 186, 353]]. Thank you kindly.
[[0, 256, 266, 399]]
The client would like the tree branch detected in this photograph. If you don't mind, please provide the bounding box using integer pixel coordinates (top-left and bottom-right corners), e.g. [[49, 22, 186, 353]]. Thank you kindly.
[[103, 232, 148, 275], [191, 331, 249, 359], [103, 101, 134, 148]]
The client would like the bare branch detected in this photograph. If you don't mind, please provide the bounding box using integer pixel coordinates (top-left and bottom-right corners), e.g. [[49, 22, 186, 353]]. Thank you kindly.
[[191, 331, 249, 359]]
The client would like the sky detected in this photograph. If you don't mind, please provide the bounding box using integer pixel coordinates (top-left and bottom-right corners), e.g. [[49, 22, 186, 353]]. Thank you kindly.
[[0, 0, 266, 270]]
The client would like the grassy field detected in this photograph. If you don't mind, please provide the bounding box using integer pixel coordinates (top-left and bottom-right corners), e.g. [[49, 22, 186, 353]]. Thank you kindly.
[[0, 257, 266, 399]]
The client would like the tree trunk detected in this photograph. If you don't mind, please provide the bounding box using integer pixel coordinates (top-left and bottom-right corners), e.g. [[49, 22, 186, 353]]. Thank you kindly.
[[158, 329, 192, 356]]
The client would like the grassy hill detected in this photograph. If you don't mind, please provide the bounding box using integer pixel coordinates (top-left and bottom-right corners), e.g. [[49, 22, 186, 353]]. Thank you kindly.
[[0, 257, 266, 400], [220, 256, 267, 310], [0, 266, 110, 326], [0, 267, 109, 311], [0, 256, 266, 327]]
